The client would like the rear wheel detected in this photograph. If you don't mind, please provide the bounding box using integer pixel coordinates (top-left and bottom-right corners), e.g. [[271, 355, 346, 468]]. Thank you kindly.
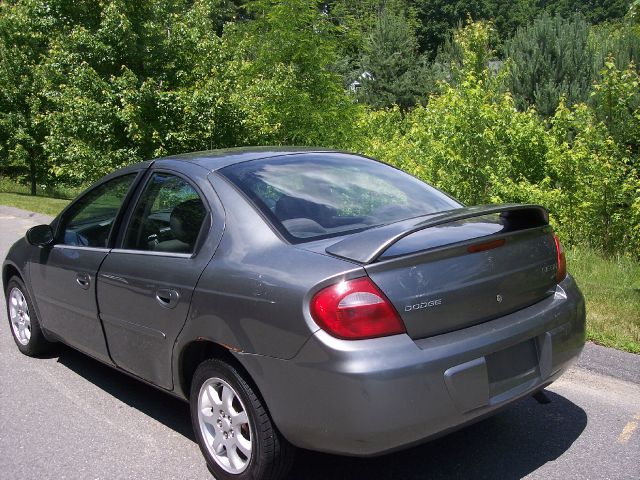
[[5, 276, 53, 356], [190, 359, 294, 480]]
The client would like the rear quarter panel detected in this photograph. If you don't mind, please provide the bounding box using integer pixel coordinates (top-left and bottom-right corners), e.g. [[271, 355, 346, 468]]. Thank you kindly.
[[174, 172, 363, 368]]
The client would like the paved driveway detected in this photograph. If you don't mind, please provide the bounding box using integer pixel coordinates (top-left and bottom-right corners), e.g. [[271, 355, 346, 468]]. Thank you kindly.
[[0, 206, 638, 479]]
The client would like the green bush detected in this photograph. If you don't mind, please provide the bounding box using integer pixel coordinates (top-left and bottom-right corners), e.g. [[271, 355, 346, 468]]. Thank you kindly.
[[355, 21, 640, 256]]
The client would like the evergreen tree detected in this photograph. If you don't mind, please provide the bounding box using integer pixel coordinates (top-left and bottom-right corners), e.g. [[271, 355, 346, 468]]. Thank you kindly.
[[356, 8, 430, 110], [323, 0, 416, 91], [629, 0, 640, 24], [590, 20, 640, 74], [504, 12, 595, 116]]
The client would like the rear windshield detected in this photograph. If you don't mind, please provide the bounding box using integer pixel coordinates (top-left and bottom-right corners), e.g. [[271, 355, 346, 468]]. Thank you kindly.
[[220, 153, 461, 242]]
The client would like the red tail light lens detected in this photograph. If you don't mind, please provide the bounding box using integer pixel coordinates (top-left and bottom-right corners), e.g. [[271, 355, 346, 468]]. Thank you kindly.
[[467, 238, 506, 253], [553, 234, 567, 282], [310, 277, 406, 340]]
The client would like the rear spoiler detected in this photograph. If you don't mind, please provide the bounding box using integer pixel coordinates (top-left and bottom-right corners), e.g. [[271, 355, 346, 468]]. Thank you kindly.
[[325, 204, 549, 264]]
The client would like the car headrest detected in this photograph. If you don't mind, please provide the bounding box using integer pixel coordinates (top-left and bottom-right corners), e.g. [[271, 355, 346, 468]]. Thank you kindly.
[[170, 198, 206, 246], [275, 196, 301, 221], [275, 195, 335, 224]]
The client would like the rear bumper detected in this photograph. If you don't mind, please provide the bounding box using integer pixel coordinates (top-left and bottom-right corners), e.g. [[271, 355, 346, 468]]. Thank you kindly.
[[237, 275, 586, 456]]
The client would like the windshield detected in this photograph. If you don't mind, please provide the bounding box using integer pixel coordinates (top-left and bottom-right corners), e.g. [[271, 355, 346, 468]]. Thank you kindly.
[[220, 153, 461, 243]]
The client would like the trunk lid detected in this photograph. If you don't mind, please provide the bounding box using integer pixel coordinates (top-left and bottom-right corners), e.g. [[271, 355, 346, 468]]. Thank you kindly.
[[324, 205, 559, 339]]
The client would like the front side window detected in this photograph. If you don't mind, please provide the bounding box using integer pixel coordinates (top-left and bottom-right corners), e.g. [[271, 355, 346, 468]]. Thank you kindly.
[[59, 174, 137, 247], [122, 173, 207, 254], [220, 153, 461, 242]]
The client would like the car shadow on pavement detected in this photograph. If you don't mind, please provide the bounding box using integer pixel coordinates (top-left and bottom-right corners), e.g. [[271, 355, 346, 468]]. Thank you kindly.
[[55, 345, 587, 480], [287, 391, 587, 480], [55, 345, 195, 441]]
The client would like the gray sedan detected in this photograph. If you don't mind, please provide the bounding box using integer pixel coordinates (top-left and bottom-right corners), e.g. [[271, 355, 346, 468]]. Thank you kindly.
[[3, 148, 586, 480]]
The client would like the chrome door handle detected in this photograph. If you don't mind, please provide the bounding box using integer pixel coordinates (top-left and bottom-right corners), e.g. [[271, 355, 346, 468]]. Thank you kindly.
[[155, 288, 180, 309], [76, 272, 91, 290]]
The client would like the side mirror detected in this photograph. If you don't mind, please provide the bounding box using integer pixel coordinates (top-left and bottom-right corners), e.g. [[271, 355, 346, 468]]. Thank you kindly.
[[26, 224, 54, 247]]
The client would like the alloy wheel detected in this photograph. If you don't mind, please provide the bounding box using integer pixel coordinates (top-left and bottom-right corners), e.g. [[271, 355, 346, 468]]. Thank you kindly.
[[8, 287, 31, 346], [197, 376, 253, 474]]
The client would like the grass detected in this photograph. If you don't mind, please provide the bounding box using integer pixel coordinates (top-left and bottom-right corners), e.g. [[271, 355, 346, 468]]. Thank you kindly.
[[567, 248, 640, 354], [0, 177, 81, 199], [0, 192, 70, 217], [0, 181, 638, 354], [0, 177, 77, 217]]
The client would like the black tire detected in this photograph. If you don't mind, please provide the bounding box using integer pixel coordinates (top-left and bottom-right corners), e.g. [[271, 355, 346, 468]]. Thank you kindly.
[[190, 359, 295, 480], [5, 276, 53, 356]]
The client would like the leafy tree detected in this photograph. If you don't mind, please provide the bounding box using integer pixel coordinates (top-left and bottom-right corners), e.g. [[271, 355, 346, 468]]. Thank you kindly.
[[357, 21, 550, 205], [546, 99, 637, 253], [412, 0, 539, 57], [590, 57, 640, 155], [432, 14, 497, 87], [216, 0, 359, 147], [540, 0, 632, 25], [0, 0, 94, 193], [1, 0, 241, 187], [37, 0, 239, 184], [412, 0, 489, 57], [322, 0, 418, 94], [486, 0, 538, 45], [3, 0, 358, 185]]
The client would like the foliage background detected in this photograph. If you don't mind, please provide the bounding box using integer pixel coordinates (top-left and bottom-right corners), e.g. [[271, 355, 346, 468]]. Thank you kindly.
[[0, 0, 639, 257]]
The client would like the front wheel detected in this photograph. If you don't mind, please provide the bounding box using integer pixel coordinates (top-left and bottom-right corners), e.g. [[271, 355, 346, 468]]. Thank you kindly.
[[5, 276, 53, 356], [190, 359, 295, 480]]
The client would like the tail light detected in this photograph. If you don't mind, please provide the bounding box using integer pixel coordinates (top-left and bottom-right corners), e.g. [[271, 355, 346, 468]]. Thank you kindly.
[[553, 234, 567, 282], [310, 277, 406, 340], [467, 238, 506, 253]]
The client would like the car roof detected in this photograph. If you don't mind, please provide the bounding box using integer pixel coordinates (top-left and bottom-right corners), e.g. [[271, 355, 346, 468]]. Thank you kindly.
[[147, 147, 342, 172]]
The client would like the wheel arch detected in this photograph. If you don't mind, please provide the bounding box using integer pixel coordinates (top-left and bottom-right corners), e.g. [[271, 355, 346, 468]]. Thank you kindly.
[[3, 260, 52, 339], [178, 339, 263, 404], [3, 263, 22, 293]]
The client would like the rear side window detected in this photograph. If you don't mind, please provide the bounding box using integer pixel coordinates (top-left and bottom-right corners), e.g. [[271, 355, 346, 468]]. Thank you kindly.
[[122, 173, 207, 254], [220, 153, 460, 242]]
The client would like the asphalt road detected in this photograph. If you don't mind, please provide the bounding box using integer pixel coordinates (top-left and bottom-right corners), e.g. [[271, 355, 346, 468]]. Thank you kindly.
[[1, 206, 639, 480]]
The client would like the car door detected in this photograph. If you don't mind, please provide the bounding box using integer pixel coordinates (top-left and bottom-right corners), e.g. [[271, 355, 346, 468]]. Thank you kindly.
[[29, 171, 141, 363], [97, 165, 221, 389]]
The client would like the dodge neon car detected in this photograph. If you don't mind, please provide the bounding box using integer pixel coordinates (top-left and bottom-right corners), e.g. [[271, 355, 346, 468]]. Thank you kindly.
[[4, 148, 586, 480]]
